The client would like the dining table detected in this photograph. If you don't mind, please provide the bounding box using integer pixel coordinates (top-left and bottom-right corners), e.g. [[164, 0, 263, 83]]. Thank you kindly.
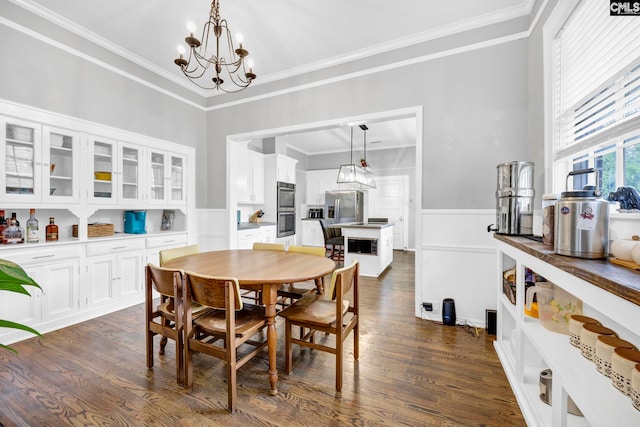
[[163, 249, 336, 395]]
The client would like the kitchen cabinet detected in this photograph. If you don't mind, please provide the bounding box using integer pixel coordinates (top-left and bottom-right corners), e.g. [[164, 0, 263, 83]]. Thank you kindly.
[[145, 233, 188, 265], [236, 225, 276, 249], [1, 118, 81, 204], [237, 147, 265, 204], [147, 150, 187, 206], [494, 235, 640, 427], [84, 239, 145, 309], [342, 224, 393, 277], [0, 245, 81, 344], [305, 169, 339, 205], [266, 153, 297, 185], [88, 135, 144, 205], [301, 220, 324, 247]]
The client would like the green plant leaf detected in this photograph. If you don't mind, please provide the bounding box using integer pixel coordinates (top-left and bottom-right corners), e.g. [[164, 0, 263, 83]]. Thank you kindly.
[[0, 282, 33, 295], [0, 259, 41, 290], [0, 319, 41, 337], [0, 343, 18, 355]]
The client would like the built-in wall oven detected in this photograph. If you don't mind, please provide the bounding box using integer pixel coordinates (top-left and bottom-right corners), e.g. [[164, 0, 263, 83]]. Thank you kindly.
[[277, 181, 295, 237]]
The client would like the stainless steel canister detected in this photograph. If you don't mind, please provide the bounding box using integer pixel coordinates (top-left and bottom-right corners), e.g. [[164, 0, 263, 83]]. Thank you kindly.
[[490, 161, 535, 235], [555, 168, 609, 259]]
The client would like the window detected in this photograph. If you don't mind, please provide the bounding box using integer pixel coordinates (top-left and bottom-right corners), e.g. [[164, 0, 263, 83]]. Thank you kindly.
[[549, 0, 640, 195]]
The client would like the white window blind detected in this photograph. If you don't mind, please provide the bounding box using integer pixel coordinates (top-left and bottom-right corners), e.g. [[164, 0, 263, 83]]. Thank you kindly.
[[553, 0, 640, 157]]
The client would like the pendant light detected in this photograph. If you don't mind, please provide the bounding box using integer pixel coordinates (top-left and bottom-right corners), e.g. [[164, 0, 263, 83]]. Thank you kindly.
[[336, 125, 376, 188]]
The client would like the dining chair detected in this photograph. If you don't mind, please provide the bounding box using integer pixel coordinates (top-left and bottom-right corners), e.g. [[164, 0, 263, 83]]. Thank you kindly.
[[183, 271, 268, 413], [319, 219, 344, 261], [157, 244, 203, 352], [145, 264, 188, 385], [159, 244, 200, 266], [252, 242, 285, 251], [278, 259, 359, 397], [277, 245, 328, 307]]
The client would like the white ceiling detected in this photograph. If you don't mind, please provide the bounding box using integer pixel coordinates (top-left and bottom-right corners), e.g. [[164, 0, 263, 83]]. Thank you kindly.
[[14, 0, 531, 154]]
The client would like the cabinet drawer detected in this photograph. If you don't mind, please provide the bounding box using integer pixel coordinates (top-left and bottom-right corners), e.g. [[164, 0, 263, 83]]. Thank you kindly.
[[0, 245, 82, 265], [146, 233, 188, 249], [86, 239, 145, 257], [237, 229, 260, 240]]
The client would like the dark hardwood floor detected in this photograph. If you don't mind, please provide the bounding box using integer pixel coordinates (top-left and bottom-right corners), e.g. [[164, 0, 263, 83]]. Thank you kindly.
[[0, 251, 525, 426]]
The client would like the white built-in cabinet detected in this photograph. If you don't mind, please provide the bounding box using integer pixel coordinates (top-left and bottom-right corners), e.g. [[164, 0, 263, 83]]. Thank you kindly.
[[494, 236, 640, 427], [275, 155, 297, 184], [301, 220, 324, 247], [306, 169, 339, 205], [236, 225, 276, 249], [236, 144, 265, 204], [0, 102, 195, 346]]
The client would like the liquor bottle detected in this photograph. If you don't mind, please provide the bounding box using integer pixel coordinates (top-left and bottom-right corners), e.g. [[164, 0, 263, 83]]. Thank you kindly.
[[46, 217, 59, 242], [0, 210, 6, 244], [11, 212, 19, 227], [3, 219, 24, 244], [26, 208, 39, 243]]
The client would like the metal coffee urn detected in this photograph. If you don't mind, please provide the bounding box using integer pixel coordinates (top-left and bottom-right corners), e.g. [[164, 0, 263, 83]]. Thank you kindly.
[[487, 161, 535, 235]]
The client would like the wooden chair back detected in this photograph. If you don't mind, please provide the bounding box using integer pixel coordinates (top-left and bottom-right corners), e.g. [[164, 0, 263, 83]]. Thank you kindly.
[[159, 244, 199, 266], [288, 245, 326, 257], [252, 242, 285, 251], [327, 259, 358, 301], [147, 263, 183, 297], [145, 263, 185, 385], [184, 272, 243, 311]]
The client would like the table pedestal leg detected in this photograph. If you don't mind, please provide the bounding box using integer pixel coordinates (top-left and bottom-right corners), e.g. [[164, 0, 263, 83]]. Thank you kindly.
[[263, 285, 278, 395]]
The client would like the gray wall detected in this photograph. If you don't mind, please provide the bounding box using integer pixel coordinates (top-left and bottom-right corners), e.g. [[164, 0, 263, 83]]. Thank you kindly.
[[206, 39, 530, 210], [0, 2, 207, 202]]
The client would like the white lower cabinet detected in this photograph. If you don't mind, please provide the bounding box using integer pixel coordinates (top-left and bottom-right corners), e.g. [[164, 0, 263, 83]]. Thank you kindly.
[[0, 245, 82, 344], [301, 220, 324, 247], [495, 237, 640, 427], [145, 233, 188, 265], [237, 225, 276, 249], [84, 239, 145, 309]]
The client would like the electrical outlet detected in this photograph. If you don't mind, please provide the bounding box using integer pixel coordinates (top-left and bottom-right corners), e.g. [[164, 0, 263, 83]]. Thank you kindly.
[[422, 301, 438, 313]]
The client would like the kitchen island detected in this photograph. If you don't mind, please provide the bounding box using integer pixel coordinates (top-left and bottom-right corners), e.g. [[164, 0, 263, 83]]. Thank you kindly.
[[335, 222, 394, 277]]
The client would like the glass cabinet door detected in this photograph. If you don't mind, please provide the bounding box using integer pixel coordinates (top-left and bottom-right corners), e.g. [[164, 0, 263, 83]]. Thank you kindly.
[[120, 144, 140, 203], [2, 118, 41, 202], [43, 126, 80, 203], [149, 151, 166, 202], [170, 154, 185, 204], [90, 137, 115, 203]]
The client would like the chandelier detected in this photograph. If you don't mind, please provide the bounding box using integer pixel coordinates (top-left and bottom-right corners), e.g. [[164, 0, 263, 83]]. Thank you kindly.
[[174, 0, 256, 92], [337, 125, 376, 189]]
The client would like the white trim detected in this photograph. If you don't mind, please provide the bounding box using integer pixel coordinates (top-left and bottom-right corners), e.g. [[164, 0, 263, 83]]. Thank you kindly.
[[422, 208, 495, 215], [421, 244, 496, 254]]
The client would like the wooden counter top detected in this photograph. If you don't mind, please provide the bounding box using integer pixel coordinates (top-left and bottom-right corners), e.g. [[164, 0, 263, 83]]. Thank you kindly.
[[494, 234, 640, 307]]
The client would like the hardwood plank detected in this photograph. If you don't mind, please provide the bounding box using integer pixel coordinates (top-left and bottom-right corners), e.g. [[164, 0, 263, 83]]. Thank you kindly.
[[1, 251, 525, 426]]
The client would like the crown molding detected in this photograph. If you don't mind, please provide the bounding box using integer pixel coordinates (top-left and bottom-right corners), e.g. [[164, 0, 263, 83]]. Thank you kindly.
[[6, 0, 541, 110]]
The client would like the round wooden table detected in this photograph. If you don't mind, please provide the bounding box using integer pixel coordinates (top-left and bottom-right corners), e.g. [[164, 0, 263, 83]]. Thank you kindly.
[[164, 249, 336, 395]]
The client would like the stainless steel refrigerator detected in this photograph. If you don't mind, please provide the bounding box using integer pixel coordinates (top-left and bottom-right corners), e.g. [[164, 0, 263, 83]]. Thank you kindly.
[[324, 190, 364, 223]]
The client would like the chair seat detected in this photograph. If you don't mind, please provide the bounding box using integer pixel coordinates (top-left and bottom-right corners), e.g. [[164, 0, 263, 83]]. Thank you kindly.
[[326, 236, 344, 246], [278, 294, 349, 328], [194, 303, 266, 336], [158, 299, 209, 321], [277, 281, 317, 300]]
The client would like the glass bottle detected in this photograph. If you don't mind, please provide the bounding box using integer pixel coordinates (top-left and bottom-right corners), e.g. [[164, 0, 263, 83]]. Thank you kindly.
[[11, 212, 19, 227], [26, 208, 39, 243], [3, 219, 24, 244], [46, 217, 59, 242], [0, 210, 6, 244]]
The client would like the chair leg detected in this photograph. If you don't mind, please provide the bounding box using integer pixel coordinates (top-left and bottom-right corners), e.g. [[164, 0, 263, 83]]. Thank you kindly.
[[184, 344, 193, 391], [228, 358, 237, 413], [146, 327, 154, 370], [354, 322, 359, 360], [336, 341, 343, 397], [285, 320, 293, 374], [175, 331, 184, 385]]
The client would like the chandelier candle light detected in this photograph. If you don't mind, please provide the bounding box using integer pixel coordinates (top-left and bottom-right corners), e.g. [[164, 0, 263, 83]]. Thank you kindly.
[[174, 0, 256, 92]]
